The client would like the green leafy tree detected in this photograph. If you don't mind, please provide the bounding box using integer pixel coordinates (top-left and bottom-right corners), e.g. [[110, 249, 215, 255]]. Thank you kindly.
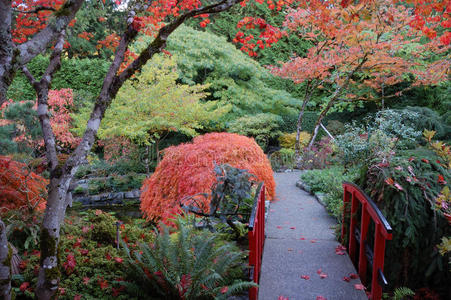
[[228, 113, 283, 151], [163, 25, 300, 127], [72, 54, 229, 166]]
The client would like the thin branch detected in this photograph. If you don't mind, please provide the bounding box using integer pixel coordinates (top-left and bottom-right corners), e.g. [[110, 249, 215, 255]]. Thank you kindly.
[[12, 6, 56, 14]]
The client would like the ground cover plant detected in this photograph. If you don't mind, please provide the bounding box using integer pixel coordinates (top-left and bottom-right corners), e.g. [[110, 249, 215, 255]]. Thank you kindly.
[[300, 166, 359, 220]]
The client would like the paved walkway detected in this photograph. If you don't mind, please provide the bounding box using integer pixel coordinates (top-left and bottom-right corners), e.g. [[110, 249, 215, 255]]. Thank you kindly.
[[258, 172, 367, 300]]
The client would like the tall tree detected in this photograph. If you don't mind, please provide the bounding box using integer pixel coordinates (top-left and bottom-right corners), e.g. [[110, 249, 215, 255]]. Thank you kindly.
[[272, 0, 450, 163]]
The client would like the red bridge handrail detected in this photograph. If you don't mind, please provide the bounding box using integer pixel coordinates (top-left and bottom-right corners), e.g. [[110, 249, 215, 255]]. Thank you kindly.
[[341, 181, 393, 300], [248, 182, 265, 300]]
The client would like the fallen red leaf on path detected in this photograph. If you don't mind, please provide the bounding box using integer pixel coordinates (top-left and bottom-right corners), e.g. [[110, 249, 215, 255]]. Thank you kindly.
[[310, 240, 317, 243], [354, 284, 365, 290], [320, 273, 328, 279], [278, 296, 289, 300], [300, 237, 305, 240], [335, 245, 346, 255], [290, 227, 296, 229], [316, 296, 327, 300], [276, 226, 282, 229], [343, 276, 350, 282], [301, 275, 310, 280], [350, 273, 359, 279], [317, 269, 322, 274]]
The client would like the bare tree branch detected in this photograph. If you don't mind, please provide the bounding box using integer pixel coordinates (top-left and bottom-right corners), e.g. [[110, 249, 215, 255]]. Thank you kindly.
[[12, 6, 56, 14]]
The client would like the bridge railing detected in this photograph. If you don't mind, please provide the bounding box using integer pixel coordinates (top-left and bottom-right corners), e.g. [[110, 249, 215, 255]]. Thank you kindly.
[[248, 182, 265, 300], [341, 182, 393, 300]]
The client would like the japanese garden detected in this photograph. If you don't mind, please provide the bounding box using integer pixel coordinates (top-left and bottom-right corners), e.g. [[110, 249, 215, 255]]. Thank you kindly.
[[0, 0, 450, 299]]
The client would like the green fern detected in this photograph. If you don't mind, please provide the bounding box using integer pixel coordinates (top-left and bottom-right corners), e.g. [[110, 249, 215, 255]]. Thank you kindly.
[[392, 287, 415, 300], [122, 217, 256, 299]]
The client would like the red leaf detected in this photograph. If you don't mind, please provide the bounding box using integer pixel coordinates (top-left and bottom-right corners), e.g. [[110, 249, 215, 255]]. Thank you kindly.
[[278, 297, 289, 300], [335, 245, 346, 255], [74, 295, 82, 300], [354, 284, 365, 290], [20, 282, 30, 292], [62, 253, 76, 275], [98, 277, 108, 290], [220, 286, 229, 294], [320, 273, 328, 279], [316, 296, 327, 300], [290, 227, 296, 229], [438, 175, 447, 185], [317, 268, 322, 274], [343, 276, 351, 282], [350, 273, 359, 279], [83, 277, 90, 285], [301, 275, 310, 280], [114, 257, 124, 263]]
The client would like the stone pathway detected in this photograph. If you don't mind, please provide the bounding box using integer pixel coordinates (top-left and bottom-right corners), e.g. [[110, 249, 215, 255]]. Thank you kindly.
[[258, 172, 367, 300]]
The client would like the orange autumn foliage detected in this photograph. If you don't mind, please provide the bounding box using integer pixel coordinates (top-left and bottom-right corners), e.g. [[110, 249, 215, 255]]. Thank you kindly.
[[0, 156, 47, 214], [140, 132, 275, 223]]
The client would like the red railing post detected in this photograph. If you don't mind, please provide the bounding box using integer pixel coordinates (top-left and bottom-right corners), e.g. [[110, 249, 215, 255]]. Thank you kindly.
[[342, 182, 392, 300], [248, 183, 265, 300], [371, 224, 386, 300], [341, 189, 351, 242], [358, 205, 370, 284], [348, 191, 358, 264]]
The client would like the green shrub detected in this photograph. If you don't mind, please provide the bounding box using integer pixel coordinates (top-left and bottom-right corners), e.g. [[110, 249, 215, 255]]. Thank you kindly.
[[122, 217, 255, 299], [300, 166, 359, 220], [326, 120, 345, 136], [278, 132, 311, 150], [362, 147, 450, 293], [336, 109, 422, 167], [269, 148, 295, 171], [228, 113, 283, 151]]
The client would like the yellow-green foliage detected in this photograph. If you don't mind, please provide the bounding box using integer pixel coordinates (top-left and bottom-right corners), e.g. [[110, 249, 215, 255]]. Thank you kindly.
[[72, 54, 230, 145], [278, 132, 311, 150]]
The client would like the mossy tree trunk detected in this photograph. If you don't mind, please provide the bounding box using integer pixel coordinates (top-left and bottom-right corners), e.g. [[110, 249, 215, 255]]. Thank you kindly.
[[0, 219, 11, 300]]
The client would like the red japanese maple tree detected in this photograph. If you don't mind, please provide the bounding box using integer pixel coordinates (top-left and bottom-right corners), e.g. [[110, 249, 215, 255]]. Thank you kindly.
[[271, 0, 450, 161], [140, 132, 276, 223], [0, 156, 47, 214]]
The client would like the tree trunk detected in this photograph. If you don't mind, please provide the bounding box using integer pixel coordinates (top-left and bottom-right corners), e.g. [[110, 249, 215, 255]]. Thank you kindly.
[[305, 56, 369, 151], [0, 0, 13, 106], [156, 139, 160, 165], [306, 98, 336, 150], [294, 83, 314, 165], [0, 219, 11, 300], [35, 176, 72, 300]]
